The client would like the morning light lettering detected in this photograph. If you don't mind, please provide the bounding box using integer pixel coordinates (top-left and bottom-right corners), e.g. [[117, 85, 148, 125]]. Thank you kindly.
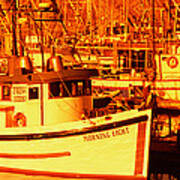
[[83, 127, 129, 142]]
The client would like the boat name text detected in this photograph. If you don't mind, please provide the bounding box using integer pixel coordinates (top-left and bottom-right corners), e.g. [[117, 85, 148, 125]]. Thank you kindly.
[[83, 127, 129, 142]]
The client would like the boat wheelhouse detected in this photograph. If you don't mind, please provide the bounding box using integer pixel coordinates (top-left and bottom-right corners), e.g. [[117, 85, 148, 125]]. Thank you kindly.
[[0, 56, 98, 128]]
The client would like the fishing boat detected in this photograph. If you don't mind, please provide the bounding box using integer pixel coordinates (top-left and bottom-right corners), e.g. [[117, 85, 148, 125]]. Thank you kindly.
[[151, 52, 180, 109], [0, 0, 153, 178], [91, 48, 180, 110], [90, 48, 180, 137], [0, 55, 152, 179]]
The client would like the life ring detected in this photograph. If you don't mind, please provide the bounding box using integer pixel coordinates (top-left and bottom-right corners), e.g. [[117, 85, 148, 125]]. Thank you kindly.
[[14, 112, 26, 127], [167, 56, 179, 68]]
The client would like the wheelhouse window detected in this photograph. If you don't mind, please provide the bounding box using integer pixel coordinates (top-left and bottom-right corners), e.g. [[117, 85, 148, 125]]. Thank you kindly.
[[117, 50, 152, 73], [2, 85, 11, 100], [29, 87, 39, 99], [132, 51, 145, 72], [63, 81, 72, 97], [49, 81, 72, 98], [77, 81, 83, 96], [49, 81, 61, 98], [49, 80, 91, 98], [118, 50, 129, 70], [72, 82, 78, 96], [84, 80, 91, 95]]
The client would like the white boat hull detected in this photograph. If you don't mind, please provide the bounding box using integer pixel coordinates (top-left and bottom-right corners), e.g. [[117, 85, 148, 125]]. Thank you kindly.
[[0, 109, 151, 179]]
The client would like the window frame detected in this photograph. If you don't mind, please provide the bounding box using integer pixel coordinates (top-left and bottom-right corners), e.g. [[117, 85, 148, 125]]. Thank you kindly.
[[28, 87, 39, 100], [48, 80, 92, 99], [2, 85, 11, 101]]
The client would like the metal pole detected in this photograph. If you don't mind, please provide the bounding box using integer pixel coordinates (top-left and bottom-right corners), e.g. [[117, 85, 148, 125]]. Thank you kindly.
[[39, 0, 45, 126], [40, 3, 45, 72], [12, 0, 18, 56], [152, 0, 156, 73]]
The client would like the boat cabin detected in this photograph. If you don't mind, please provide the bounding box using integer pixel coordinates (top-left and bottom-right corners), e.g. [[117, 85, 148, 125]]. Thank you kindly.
[[0, 56, 98, 128]]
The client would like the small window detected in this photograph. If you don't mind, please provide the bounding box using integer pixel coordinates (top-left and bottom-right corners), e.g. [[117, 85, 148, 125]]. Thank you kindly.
[[84, 80, 91, 95], [131, 51, 145, 72], [29, 87, 39, 99], [49, 80, 91, 98], [49, 82, 61, 98], [59, 83, 64, 97], [49, 81, 71, 98], [2, 85, 11, 100], [63, 81, 72, 97], [72, 82, 78, 96], [77, 81, 83, 96]]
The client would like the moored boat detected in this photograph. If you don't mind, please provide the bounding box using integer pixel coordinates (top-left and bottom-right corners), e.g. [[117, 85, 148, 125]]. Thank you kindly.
[[0, 55, 152, 179], [91, 51, 180, 110]]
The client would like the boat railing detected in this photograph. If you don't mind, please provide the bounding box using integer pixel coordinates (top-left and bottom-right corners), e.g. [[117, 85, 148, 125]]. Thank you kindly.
[[82, 106, 121, 121]]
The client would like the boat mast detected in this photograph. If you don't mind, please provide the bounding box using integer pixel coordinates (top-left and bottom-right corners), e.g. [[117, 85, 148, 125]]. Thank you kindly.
[[12, 0, 18, 56], [87, 0, 92, 39], [152, 0, 156, 75]]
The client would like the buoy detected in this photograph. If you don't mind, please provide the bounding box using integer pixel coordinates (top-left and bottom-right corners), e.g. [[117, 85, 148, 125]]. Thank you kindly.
[[167, 56, 178, 69], [14, 112, 27, 127]]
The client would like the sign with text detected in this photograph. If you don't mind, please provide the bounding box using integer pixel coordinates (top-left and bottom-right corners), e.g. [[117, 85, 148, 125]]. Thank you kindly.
[[83, 127, 129, 142], [12, 85, 27, 102]]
